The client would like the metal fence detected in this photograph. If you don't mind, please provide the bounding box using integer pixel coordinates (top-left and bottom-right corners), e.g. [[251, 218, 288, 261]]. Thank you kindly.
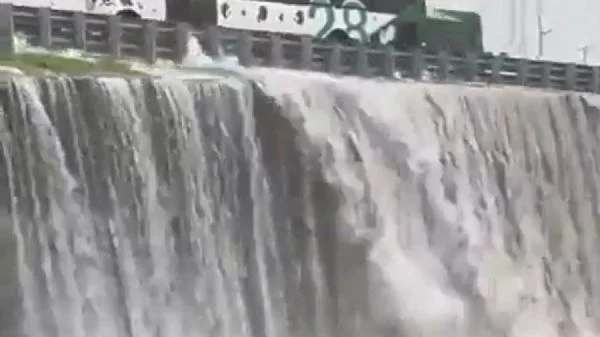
[[1, 3, 600, 93]]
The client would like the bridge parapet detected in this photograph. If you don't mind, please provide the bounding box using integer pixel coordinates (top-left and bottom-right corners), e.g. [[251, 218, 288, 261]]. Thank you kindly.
[[0, 2, 599, 93]]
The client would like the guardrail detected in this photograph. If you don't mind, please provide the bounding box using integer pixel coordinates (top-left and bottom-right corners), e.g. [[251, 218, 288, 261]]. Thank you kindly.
[[1, 3, 599, 93]]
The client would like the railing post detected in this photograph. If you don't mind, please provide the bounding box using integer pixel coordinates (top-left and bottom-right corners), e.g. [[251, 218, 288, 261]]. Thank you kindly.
[[37, 7, 52, 49], [437, 50, 450, 81], [382, 45, 395, 78], [268, 33, 283, 67], [142, 20, 158, 64], [299, 36, 312, 70], [327, 44, 342, 74], [356, 44, 368, 76], [591, 67, 600, 93], [465, 52, 478, 82], [0, 3, 15, 55], [72, 11, 86, 50], [236, 30, 253, 66], [107, 15, 121, 58], [565, 63, 576, 90], [516, 58, 529, 86], [541, 62, 552, 88], [174, 22, 191, 63], [205, 25, 220, 58], [490, 54, 504, 84], [410, 48, 423, 79]]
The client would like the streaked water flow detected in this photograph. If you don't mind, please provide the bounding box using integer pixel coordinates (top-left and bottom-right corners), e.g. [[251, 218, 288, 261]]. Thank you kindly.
[[1, 68, 600, 337]]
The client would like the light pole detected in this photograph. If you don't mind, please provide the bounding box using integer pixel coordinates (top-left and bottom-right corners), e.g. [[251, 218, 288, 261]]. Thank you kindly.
[[578, 45, 589, 64], [577, 45, 600, 64], [536, 0, 552, 59]]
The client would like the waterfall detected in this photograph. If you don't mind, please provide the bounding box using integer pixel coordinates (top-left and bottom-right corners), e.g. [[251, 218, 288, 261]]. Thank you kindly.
[[1, 69, 600, 337]]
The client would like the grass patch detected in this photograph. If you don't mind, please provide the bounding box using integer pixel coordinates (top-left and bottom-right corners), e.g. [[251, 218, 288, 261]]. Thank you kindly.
[[0, 53, 144, 76]]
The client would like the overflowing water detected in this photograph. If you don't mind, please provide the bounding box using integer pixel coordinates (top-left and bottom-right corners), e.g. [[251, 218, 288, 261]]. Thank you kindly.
[[7, 33, 242, 77], [2, 64, 600, 337]]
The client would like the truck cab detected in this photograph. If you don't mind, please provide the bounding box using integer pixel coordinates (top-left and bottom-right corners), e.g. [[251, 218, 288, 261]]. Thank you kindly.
[[419, 7, 484, 56]]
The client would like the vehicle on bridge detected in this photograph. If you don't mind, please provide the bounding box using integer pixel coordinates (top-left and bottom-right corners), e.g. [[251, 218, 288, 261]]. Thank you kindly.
[[0, 0, 166, 20], [0, 0, 484, 57], [169, 0, 484, 55]]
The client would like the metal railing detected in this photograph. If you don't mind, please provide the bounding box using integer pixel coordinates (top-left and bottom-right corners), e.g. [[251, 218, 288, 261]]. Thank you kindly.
[[0, 3, 599, 93]]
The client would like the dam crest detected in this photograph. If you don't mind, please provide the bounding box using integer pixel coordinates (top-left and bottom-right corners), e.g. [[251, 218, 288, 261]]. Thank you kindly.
[[0, 69, 600, 337]]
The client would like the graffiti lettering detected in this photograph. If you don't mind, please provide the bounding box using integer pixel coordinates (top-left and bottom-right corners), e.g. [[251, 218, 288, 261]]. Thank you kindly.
[[257, 5, 268, 22], [341, 0, 367, 42], [294, 10, 305, 25], [308, 0, 371, 42], [86, 0, 115, 10], [308, 0, 335, 39]]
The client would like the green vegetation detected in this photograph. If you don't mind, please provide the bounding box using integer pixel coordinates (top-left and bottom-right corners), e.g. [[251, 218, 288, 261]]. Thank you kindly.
[[0, 53, 143, 76]]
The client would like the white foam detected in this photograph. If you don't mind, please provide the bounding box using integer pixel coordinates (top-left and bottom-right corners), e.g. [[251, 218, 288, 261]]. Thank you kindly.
[[10, 33, 243, 78], [252, 68, 600, 337]]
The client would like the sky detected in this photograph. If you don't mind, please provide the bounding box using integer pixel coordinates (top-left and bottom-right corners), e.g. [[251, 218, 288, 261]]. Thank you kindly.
[[428, 0, 599, 65]]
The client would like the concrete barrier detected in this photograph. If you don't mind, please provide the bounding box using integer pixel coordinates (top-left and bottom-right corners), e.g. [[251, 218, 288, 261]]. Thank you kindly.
[[0, 3, 599, 93]]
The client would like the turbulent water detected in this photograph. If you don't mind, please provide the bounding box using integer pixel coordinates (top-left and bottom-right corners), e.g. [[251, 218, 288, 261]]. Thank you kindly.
[[2, 69, 600, 337]]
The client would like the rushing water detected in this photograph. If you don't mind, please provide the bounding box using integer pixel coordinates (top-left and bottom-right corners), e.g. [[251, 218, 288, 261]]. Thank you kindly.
[[2, 69, 600, 337]]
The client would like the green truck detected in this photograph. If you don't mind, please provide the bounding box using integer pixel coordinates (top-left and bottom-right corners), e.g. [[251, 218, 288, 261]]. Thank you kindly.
[[389, 2, 484, 55]]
